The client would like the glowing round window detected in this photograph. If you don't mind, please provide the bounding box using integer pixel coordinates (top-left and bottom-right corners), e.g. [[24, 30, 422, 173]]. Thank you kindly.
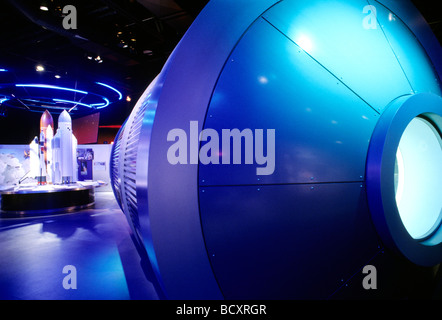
[[394, 117, 442, 240]]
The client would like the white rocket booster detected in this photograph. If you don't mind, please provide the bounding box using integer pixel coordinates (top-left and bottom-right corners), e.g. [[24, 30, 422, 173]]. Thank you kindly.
[[46, 124, 53, 184], [72, 134, 78, 182], [57, 110, 76, 184], [38, 130, 47, 185], [29, 136, 39, 179], [52, 131, 61, 184]]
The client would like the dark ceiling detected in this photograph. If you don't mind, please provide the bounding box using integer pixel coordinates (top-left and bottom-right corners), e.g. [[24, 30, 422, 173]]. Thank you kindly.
[[0, 0, 209, 143], [0, 0, 440, 144]]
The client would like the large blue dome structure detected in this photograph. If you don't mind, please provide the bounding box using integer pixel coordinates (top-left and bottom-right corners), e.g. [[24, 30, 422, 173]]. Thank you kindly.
[[110, 0, 442, 299]]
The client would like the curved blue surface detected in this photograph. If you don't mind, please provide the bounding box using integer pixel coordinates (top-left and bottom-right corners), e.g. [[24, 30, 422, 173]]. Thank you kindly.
[[111, 0, 442, 299], [199, 17, 379, 186], [262, 0, 412, 112]]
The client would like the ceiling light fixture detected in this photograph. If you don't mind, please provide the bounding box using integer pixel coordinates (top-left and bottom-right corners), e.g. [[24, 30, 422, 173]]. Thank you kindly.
[[36, 65, 45, 72], [40, 5, 49, 11]]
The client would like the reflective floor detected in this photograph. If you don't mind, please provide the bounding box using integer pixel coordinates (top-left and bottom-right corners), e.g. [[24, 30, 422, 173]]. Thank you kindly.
[[0, 192, 160, 300], [1, 191, 441, 300]]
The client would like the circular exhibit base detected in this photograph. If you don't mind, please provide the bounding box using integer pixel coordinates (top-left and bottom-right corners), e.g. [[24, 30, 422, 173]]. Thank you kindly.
[[0, 184, 95, 218]]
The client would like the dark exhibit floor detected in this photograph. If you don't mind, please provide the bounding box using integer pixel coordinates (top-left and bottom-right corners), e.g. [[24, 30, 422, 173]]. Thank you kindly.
[[1, 191, 441, 300], [0, 192, 160, 300]]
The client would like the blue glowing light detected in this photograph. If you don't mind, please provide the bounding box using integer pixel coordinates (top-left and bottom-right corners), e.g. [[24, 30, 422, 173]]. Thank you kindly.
[[0, 81, 120, 113], [0, 69, 8, 72], [53, 98, 93, 108], [15, 84, 88, 95], [53, 97, 110, 109], [395, 117, 442, 240], [96, 82, 122, 100], [90, 97, 110, 109]]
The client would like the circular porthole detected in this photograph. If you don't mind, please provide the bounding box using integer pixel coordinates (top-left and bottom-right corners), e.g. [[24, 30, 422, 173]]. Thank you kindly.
[[394, 117, 442, 240], [367, 93, 442, 266]]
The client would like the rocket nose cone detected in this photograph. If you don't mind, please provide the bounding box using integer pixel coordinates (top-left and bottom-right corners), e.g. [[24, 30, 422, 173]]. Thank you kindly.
[[46, 124, 53, 137], [40, 110, 54, 129], [59, 110, 72, 123]]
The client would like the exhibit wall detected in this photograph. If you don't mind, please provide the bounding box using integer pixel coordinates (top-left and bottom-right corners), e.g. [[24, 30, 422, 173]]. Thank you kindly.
[[0, 144, 112, 191]]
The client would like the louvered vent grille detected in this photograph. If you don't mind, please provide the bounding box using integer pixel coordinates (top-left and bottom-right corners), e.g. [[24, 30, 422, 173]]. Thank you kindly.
[[110, 76, 159, 249], [110, 125, 125, 210], [122, 100, 149, 233]]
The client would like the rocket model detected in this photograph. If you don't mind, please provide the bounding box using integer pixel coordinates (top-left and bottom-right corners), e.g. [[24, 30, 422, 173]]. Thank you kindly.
[[29, 136, 39, 179], [53, 110, 77, 184], [52, 131, 61, 184], [72, 131, 78, 183], [28, 109, 78, 186], [40, 110, 54, 167], [38, 130, 47, 185], [46, 124, 53, 183]]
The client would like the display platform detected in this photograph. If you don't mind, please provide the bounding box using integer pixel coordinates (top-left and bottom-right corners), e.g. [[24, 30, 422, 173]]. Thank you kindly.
[[0, 181, 105, 218]]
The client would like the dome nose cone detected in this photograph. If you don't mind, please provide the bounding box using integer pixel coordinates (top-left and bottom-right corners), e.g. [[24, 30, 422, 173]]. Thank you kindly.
[[40, 109, 54, 129], [58, 110, 72, 123]]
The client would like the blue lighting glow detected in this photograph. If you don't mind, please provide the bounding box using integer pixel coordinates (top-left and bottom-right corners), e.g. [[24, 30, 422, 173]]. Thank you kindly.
[[53, 97, 110, 109], [0, 69, 8, 72], [90, 97, 110, 109], [395, 117, 442, 240], [15, 84, 88, 95], [295, 33, 314, 53], [96, 82, 122, 100], [0, 81, 120, 113], [53, 98, 93, 108]]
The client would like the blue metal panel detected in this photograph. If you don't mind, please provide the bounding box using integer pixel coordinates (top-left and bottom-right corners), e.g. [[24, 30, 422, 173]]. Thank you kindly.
[[111, 0, 442, 299], [262, 0, 413, 112], [200, 18, 378, 186], [144, 0, 281, 299], [375, 0, 442, 83], [199, 182, 380, 299], [368, 1, 441, 96]]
